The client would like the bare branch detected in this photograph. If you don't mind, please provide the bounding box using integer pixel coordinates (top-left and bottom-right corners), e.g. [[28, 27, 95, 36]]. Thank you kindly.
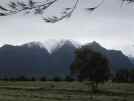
[[1, 0, 133, 23], [0, 5, 8, 11], [0, 0, 106, 23], [85, 0, 105, 12], [121, 0, 134, 4], [0, 0, 58, 16], [43, 0, 80, 23]]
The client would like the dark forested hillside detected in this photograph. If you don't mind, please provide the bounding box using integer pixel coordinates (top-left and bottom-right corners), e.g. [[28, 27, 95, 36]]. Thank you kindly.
[[85, 41, 134, 71], [0, 41, 77, 78], [50, 40, 76, 76], [129, 57, 134, 64], [0, 43, 51, 77], [0, 40, 133, 78]]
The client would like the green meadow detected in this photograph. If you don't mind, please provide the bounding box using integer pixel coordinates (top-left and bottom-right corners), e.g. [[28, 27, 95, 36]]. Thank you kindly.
[[0, 81, 133, 101]]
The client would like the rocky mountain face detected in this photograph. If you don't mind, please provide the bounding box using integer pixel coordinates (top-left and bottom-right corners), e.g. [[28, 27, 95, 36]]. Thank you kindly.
[[0, 40, 133, 78]]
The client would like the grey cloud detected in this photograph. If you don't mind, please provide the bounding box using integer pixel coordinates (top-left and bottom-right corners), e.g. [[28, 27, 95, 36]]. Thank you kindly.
[[0, 0, 134, 56]]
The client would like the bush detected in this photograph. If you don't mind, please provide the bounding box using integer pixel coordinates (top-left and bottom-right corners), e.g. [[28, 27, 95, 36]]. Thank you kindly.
[[40, 76, 47, 81], [52, 76, 62, 82], [64, 76, 74, 81]]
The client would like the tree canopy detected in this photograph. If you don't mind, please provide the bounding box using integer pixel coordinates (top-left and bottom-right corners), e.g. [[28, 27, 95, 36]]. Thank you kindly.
[[71, 45, 112, 83], [0, 0, 131, 23]]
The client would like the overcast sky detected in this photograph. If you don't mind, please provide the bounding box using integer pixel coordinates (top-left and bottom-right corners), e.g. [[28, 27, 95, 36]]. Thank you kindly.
[[0, 0, 134, 56]]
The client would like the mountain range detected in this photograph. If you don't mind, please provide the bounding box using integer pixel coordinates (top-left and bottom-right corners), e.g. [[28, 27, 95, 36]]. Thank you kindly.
[[0, 40, 133, 78]]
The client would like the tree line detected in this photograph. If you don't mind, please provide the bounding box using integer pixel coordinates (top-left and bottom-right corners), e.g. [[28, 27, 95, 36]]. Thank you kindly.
[[0, 43, 133, 84], [0, 43, 133, 93], [0, 69, 134, 82], [0, 75, 74, 82]]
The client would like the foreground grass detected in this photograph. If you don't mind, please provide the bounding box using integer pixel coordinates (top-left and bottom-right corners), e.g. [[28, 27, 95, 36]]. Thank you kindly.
[[0, 81, 133, 101]]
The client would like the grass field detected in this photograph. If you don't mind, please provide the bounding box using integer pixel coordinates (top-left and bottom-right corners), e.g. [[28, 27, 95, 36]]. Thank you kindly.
[[0, 81, 133, 101]]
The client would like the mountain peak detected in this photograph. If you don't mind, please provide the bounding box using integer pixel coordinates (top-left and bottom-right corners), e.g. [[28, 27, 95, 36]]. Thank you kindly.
[[84, 41, 107, 54], [1, 44, 15, 48], [0, 40, 133, 77], [22, 41, 45, 49], [89, 41, 104, 48], [58, 40, 79, 48], [51, 40, 80, 53]]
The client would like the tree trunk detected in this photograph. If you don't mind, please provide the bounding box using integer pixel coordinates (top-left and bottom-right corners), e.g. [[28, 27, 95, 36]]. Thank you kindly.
[[91, 82, 98, 93]]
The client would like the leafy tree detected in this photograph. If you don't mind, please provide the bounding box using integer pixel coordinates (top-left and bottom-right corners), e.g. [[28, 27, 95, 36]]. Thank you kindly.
[[2, 77, 9, 81], [113, 69, 134, 82], [16, 76, 29, 81], [113, 69, 129, 82], [64, 75, 74, 82], [40, 76, 47, 81], [71, 45, 111, 92], [30, 77, 36, 81], [128, 69, 134, 82], [52, 76, 62, 82]]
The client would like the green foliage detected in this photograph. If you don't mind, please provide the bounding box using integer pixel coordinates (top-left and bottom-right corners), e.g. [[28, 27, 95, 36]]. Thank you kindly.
[[64, 75, 74, 82], [52, 76, 62, 82], [40, 76, 47, 81], [30, 77, 36, 81], [113, 69, 129, 82], [128, 69, 134, 81], [16, 76, 29, 81], [113, 69, 134, 83], [71, 45, 111, 83], [70, 44, 112, 93]]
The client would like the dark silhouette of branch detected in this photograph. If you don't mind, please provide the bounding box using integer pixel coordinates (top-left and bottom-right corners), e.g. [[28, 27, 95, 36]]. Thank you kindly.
[[0, 5, 8, 11], [0, 0, 58, 16], [121, 0, 134, 5], [85, 0, 104, 12], [123, 0, 134, 3], [43, 0, 80, 23], [0, 0, 106, 23], [120, 0, 134, 7]]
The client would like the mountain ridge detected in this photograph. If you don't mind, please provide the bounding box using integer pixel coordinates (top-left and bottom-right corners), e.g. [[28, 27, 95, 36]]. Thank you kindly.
[[84, 41, 134, 70], [0, 40, 133, 78]]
